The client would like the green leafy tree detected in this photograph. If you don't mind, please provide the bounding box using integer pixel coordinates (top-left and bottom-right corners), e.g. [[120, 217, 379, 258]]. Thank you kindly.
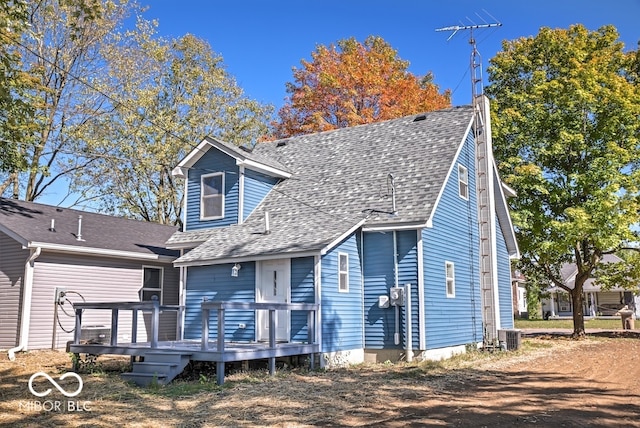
[[0, 0, 33, 177], [486, 24, 640, 337], [74, 21, 273, 225], [272, 36, 450, 138], [0, 0, 138, 203]]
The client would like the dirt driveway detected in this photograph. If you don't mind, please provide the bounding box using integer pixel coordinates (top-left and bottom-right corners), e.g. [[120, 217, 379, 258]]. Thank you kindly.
[[1, 333, 640, 427]]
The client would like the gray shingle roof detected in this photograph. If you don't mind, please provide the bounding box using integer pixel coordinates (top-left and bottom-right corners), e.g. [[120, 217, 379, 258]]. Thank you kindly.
[[0, 198, 179, 258], [173, 106, 475, 265]]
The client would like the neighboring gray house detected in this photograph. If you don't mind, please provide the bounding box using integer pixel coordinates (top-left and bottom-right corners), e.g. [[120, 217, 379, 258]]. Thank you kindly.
[[0, 198, 180, 358]]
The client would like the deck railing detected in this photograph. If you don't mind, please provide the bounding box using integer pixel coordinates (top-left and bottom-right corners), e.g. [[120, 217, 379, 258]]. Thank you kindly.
[[72, 300, 184, 348], [200, 300, 319, 352], [201, 300, 319, 382]]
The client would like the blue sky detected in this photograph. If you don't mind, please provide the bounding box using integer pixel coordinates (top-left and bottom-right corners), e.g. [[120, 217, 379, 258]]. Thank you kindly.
[[141, 0, 640, 107], [37, 0, 640, 207]]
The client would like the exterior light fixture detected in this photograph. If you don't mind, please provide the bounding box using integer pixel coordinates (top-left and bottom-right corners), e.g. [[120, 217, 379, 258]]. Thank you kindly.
[[231, 263, 241, 277]]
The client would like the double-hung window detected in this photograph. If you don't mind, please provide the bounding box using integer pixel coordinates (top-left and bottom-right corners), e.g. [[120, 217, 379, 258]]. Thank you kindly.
[[338, 253, 349, 292], [201, 172, 224, 220], [445, 261, 455, 298], [141, 266, 163, 303], [458, 164, 469, 199]]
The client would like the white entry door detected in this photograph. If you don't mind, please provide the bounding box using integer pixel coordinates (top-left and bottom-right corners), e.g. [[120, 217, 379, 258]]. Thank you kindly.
[[256, 259, 290, 342]]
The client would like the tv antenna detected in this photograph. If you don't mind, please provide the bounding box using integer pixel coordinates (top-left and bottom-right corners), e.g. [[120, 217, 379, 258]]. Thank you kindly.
[[436, 13, 502, 348], [435, 12, 502, 101]]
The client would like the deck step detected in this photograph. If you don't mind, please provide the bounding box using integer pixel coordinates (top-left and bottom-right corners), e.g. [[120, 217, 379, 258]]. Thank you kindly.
[[131, 361, 178, 374], [122, 352, 192, 386], [121, 372, 168, 387]]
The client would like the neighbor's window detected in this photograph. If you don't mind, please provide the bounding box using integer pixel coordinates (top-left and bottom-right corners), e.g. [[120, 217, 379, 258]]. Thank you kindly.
[[141, 266, 163, 303], [458, 164, 468, 199], [338, 253, 349, 292], [445, 261, 455, 298], [201, 172, 225, 219]]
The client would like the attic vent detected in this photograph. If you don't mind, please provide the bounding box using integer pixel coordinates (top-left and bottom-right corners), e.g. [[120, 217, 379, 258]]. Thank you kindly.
[[239, 145, 253, 153], [276, 141, 287, 147], [413, 114, 426, 122]]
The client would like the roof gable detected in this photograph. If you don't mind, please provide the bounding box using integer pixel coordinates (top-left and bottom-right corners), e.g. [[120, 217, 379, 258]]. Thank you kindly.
[[176, 136, 291, 179]]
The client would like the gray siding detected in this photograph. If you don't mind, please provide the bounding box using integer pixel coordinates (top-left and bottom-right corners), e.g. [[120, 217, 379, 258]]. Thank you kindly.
[[29, 253, 179, 350], [0, 233, 27, 349]]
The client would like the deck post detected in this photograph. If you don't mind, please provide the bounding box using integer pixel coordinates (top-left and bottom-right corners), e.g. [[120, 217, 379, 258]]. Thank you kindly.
[[268, 309, 276, 375], [150, 299, 159, 349], [201, 307, 209, 351], [217, 308, 225, 352], [131, 310, 138, 344], [110, 308, 119, 346], [74, 308, 82, 344], [216, 361, 225, 385], [308, 310, 315, 370]]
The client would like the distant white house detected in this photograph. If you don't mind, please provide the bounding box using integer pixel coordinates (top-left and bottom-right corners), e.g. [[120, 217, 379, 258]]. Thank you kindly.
[[541, 254, 640, 319]]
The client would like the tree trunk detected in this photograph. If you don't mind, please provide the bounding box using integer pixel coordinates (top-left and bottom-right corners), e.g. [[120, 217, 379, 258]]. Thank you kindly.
[[570, 287, 586, 338]]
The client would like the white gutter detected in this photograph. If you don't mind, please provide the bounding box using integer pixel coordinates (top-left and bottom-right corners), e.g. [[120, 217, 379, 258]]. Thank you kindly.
[[8, 246, 41, 361], [27, 242, 165, 261]]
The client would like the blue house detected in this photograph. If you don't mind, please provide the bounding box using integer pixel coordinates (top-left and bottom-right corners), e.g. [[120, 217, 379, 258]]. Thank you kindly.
[[167, 97, 519, 366]]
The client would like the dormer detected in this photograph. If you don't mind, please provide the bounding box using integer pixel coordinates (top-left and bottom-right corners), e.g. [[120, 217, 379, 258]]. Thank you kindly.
[[173, 137, 291, 232]]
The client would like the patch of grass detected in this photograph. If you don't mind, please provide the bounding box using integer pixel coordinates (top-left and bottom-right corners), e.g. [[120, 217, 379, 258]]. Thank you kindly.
[[143, 378, 227, 398], [515, 318, 622, 330]]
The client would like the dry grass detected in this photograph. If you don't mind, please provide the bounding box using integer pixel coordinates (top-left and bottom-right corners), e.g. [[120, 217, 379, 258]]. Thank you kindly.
[[0, 336, 635, 427]]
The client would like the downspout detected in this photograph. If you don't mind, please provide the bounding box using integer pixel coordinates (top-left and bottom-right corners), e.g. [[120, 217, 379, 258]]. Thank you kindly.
[[405, 283, 413, 362], [8, 246, 42, 361], [393, 231, 400, 345]]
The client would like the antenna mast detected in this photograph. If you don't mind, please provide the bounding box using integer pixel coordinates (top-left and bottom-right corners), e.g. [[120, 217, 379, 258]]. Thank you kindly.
[[435, 19, 502, 101], [436, 16, 502, 348]]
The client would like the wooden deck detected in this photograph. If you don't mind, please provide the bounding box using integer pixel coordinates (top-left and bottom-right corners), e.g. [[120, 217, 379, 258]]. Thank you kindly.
[[67, 300, 319, 385]]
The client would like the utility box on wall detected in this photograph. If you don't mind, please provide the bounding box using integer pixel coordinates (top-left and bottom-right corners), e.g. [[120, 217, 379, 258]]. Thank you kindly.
[[390, 287, 405, 306]]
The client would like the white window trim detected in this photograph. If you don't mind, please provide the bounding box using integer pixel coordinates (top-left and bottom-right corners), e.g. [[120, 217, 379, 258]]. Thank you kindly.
[[338, 252, 349, 293], [141, 266, 164, 304], [458, 164, 469, 200], [445, 261, 455, 298], [200, 172, 225, 220]]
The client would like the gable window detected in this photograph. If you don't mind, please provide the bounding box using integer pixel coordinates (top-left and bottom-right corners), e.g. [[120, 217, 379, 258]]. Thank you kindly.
[[338, 253, 349, 292], [445, 261, 455, 298], [458, 164, 469, 199], [141, 266, 163, 303], [201, 172, 225, 219]]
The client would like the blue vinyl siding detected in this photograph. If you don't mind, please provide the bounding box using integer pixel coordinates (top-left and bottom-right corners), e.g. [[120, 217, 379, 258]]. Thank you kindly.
[[397, 231, 420, 348], [423, 131, 483, 349], [243, 169, 279, 221], [185, 150, 239, 231], [496, 218, 514, 329], [321, 233, 363, 353], [363, 232, 395, 348], [290, 257, 315, 342], [184, 263, 256, 341], [363, 231, 418, 350]]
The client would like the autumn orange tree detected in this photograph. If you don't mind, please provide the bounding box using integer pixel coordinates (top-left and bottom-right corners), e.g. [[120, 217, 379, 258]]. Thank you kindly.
[[271, 36, 451, 138]]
